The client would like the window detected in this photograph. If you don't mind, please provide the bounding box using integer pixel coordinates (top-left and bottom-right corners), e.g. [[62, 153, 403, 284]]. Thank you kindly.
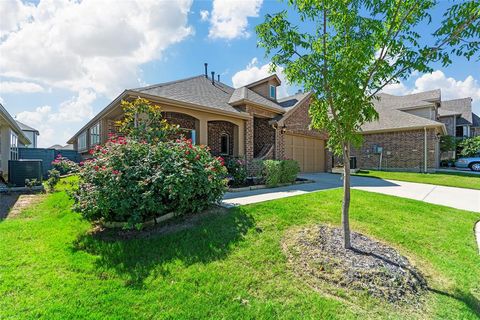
[[90, 122, 100, 146], [269, 85, 276, 99], [10, 131, 18, 160], [220, 133, 230, 155], [78, 131, 87, 150]]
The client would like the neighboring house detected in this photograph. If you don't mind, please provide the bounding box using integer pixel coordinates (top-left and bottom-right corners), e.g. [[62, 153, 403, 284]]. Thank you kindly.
[[16, 120, 39, 148], [48, 144, 74, 150], [0, 104, 31, 180], [350, 90, 477, 172], [68, 72, 328, 173], [438, 97, 480, 138]]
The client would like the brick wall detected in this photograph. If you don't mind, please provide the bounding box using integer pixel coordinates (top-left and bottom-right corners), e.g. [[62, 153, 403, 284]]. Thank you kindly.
[[350, 128, 439, 172], [253, 117, 275, 157], [282, 98, 327, 139], [208, 121, 235, 156], [162, 112, 197, 130]]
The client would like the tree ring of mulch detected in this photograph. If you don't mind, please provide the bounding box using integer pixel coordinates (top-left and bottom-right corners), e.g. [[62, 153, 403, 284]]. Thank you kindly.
[[282, 225, 427, 304]]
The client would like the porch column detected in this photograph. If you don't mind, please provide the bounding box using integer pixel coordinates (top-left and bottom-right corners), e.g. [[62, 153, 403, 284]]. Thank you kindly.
[[199, 118, 208, 146], [237, 122, 245, 156]]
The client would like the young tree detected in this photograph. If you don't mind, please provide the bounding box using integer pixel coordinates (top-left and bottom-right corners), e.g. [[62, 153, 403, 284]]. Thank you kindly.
[[256, 0, 479, 249], [117, 98, 179, 143]]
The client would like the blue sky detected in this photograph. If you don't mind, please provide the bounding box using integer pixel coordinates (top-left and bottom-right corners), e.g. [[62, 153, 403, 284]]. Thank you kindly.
[[1, 0, 479, 147]]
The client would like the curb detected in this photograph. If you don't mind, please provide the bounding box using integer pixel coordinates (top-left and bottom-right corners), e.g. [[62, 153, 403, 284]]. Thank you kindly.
[[227, 179, 314, 193]]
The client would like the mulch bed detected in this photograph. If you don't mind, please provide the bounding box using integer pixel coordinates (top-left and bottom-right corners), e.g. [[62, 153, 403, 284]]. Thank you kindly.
[[282, 225, 427, 304]]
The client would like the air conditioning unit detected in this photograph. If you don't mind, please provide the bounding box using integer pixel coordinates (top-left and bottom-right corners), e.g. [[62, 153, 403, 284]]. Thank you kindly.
[[8, 159, 43, 187]]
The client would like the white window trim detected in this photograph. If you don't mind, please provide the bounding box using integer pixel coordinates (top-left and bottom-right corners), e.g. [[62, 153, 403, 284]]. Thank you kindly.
[[269, 85, 276, 99]]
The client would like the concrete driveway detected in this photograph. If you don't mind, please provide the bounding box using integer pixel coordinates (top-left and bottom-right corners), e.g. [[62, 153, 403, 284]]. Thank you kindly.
[[222, 173, 480, 212]]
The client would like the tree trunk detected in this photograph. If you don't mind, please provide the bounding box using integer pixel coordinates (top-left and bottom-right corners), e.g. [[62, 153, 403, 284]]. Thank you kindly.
[[342, 142, 352, 249]]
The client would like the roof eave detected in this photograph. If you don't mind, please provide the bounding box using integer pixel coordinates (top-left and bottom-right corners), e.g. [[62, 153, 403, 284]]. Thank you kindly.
[[229, 98, 285, 114]]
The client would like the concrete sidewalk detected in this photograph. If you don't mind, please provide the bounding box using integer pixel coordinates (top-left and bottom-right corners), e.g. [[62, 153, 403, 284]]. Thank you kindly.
[[222, 173, 480, 212]]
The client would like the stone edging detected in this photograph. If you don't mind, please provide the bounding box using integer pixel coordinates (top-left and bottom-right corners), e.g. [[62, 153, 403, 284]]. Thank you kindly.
[[227, 179, 314, 193], [0, 185, 44, 194], [475, 221, 480, 255], [102, 212, 176, 229]]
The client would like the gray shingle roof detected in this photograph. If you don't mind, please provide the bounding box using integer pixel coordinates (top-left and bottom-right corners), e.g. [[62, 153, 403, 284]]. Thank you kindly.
[[441, 98, 473, 125], [438, 109, 461, 117], [16, 120, 39, 132], [131, 75, 241, 114], [472, 112, 480, 127], [363, 90, 444, 132], [0, 104, 30, 145], [277, 92, 310, 111], [228, 86, 285, 112], [361, 107, 444, 132]]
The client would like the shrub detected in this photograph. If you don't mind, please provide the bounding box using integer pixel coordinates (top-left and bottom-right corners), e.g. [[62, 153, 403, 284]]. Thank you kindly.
[[46, 169, 60, 192], [225, 157, 247, 186], [71, 137, 228, 228], [52, 154, 78, 175], [281, 160, 300, 184], [459, 136, 480, 157], [264, 160, 283, 187], [25, 178, 41, 191], [263, 159, 300, 187]]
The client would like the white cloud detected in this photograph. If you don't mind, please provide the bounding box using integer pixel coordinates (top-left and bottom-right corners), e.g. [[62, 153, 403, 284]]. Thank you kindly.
[[200, 10, 209, 21], [0, 0, 34, 37], [412, 70, 480, 102], [0, 81, 44, 93], [232, 57, 290, 98], [207, 0, 263, 40], [0, 0, 194, 97], [15, 90, 96, 147], [381, 82, 410, 96]]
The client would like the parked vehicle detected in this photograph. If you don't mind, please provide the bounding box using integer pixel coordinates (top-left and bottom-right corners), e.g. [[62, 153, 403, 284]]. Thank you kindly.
[[455, 155, 480, 172]]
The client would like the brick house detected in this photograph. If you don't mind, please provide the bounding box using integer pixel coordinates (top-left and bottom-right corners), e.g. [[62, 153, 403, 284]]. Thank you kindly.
[[67, 72, 328, 173], [348, 90, 478, 172]]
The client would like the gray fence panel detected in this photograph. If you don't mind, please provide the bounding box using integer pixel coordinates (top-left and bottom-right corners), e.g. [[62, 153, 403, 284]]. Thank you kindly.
[[18, 148, 80, 178]]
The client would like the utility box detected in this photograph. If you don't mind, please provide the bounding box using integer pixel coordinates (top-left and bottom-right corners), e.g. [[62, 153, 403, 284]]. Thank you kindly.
[[373, 145, 383, 154], [8, 159, 43, 187], [350, 157, 357, 169]]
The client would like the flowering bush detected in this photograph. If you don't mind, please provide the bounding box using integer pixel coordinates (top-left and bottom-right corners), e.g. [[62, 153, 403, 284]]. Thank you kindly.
[[71, 137, 228, 228], [225, 157, 247, 187], [52, 154, 79, 175]]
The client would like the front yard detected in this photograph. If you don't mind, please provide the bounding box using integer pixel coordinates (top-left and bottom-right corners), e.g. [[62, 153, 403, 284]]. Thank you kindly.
[[354, 170, 480, 190], [0, 178, 479, 319]]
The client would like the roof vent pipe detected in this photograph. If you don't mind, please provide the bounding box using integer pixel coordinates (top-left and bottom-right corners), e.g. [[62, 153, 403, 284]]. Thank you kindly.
[[217, 74, 220, 82], [204, 63, 208, 78], [211, 71, 215, 85]]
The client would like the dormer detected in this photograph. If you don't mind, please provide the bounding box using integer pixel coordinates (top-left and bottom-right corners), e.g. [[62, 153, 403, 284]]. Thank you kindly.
[[246, 74, 281, 101]]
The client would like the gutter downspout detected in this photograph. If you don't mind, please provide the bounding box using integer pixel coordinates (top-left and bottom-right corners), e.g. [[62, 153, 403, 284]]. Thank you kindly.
[[424, 127, 428, 173]]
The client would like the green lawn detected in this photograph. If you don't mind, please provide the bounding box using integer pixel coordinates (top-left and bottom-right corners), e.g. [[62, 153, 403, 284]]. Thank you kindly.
[[354, 170, 480, 190], [0, 178, 479, 319]]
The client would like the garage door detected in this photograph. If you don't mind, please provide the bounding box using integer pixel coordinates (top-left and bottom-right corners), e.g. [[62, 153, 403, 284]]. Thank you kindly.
[[285, 134, 325, 172]]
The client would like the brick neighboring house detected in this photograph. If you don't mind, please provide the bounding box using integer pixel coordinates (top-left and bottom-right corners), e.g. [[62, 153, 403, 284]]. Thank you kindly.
[[348, 90, 478, 172], [67, 73, 328, 173]]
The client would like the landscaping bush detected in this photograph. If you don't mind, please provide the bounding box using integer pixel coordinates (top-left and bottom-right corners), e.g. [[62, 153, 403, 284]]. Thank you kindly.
[[225, 157, 247, 187], [281, 160, 300, 184], [51, 154, 78, 175], [71, 137, 228, 228], [263, 159, 300, 187], [458, 136, 480, 157], [46, 169, 60, 192]]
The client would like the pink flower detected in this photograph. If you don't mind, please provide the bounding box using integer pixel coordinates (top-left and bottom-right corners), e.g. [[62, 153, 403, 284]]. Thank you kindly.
[[79, 162, 84, 166], [112, 170, 119, 175], [89, 149, 95, 155], [94, 165, 99, 171]]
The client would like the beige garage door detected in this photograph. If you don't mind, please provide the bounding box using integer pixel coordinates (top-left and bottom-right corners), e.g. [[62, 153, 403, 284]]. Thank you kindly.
[[285, 134, 325, 172]]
